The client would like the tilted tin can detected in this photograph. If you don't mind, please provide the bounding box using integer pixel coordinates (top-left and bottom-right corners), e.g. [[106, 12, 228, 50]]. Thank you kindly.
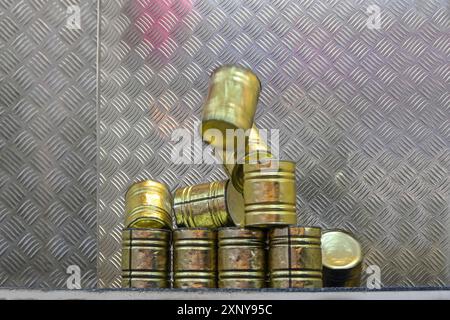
[[222, 124, 273, 193], [218, 227, 266, 289], [174, 180, 245, 228], [244, 160, 297, 227], [321, 230, 363, 287], [121, 228, 171, 288], [173, 228, 217, 289], [124, 180, 172, 229], [201, 65, 260, 150], [269, 226, 323, 288]]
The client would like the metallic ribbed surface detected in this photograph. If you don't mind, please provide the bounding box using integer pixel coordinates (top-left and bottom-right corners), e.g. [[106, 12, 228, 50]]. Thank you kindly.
[[244, 160, 297, 227], [202, 65, 260, 147], [121, 228, 170, 288], [0, 0, 97, 288], [173, 228, 217, 289], [222, 124, 273, 193], [98, 0, 450, 288], [269, 226, 323, 288], [174, 180, 231, 228], [218, 227, 266, 289], [125, 180, 172, 229]]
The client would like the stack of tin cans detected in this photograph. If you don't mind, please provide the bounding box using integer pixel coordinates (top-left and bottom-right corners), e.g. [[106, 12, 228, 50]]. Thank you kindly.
[[121, 65, 363, 289]]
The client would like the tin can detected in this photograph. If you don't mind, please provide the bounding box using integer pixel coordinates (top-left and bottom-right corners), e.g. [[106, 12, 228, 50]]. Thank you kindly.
[[218, 227, 266, 289], [124, 180, 172, 229], [121, 228, 171, 288], [174, 180, 245, 228], [202, 65, 260, 149], [173, 228, 217, 289], [321, 230, 363, 287], [269, 226, 323, 288], [222, 124, 273, 193], [244, 160, 297, 227]]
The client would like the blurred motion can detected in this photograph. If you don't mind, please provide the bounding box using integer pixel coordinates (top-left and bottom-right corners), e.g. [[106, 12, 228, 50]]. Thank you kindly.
[[174, 180, 245, 228], [124, 180, 172, 229], [202, 65, 260, 149], [244, 160, 297, 227], [218, 227, 266, 289], [222, 124, 273, 193], [121, 228, 170, 288], [173, 228, 217, 289], [269, 226, 323, 288], [321, 230, 363, 287]]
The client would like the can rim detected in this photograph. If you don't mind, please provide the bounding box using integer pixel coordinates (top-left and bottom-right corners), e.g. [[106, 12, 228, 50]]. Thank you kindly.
[[125, 179, 171, 197], [321, 230, 363, 269], [173, 227, 216, 231], [211, 64, 261, 89], [122, 227, 171, 233]]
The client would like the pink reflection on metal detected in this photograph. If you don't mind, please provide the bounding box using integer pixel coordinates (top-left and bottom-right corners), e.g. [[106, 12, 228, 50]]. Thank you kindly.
[[134, 0, 193, 50]]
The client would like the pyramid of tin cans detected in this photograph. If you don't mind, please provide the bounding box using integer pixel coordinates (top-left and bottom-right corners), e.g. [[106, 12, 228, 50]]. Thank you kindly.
[[121, 65, 363, 289]]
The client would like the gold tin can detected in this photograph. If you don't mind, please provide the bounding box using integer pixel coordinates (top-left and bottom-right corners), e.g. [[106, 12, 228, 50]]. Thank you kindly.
[[244, 160, 297, 227], [202, 65, 260, 149], [322, 230, 363, 287], [218, 227, 266, 289], [173, 228, 217, 289], [269, 226, 323, 288], [124, 180, 172, 229], [222, 124, 273, 193], [174, 180, 245, 228], [121, 228, 170, 288]]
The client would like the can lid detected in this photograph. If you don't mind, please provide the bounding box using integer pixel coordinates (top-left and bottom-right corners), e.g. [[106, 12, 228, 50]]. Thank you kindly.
[[225, 180, 245, 227], [321, 230, 362, 270]]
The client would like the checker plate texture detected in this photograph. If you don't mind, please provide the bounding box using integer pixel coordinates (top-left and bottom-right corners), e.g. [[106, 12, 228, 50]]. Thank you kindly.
[[0, 0, 97, 288], [99, 0, 450, 288]]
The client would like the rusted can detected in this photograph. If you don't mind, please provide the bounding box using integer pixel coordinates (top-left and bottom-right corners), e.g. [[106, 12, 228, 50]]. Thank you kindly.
[[173, 228, 217, 289], [218, 227, 266, 289], [322, 230, 363, 287], [222, 124, 273, 193], [174, 180, 245, 228], [202, 65, 260, 150], [124, 180, 172, 229], [121, 228, 171, 288], [244, 160, 297, 227], [269, 226, 323, 288]]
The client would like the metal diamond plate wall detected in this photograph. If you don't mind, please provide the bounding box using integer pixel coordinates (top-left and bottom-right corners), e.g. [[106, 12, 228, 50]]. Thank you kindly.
[[98, 0, 450, 287], [0, 0, 97, 288], [99, 0, 450, 288]]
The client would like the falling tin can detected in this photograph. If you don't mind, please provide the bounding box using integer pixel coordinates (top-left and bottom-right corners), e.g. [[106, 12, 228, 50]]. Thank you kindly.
[[269, 226, 323, 288], [244, 160, 297, 227], [201, 65, 261, 150], [173, 228, 217, 289], [121, 228, 170, 288], [174, 179, 245, 228], [321, 230, 363, 287], [218, 227, 266, 289], [222, 124, 273, 193], [124, 180, 172, 229]]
